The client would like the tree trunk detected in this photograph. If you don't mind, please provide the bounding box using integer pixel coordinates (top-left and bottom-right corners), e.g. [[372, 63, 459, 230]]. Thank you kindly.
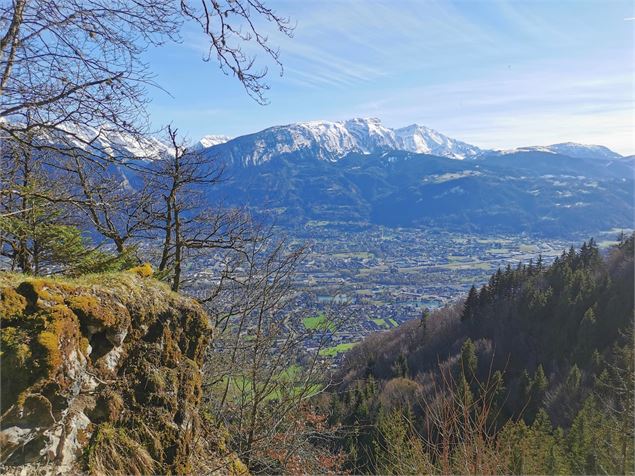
[[171, 203, 182, 292], [158, 195, 173, 272]]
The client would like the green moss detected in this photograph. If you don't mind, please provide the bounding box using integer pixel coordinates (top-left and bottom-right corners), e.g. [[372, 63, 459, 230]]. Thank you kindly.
[[89, 390, 124, 423], [67, 294, 118, 327], [1, 326, 30, 363], [16, 279, 69, 306], [229, 455, 249, 475], [127, 263, 153, 278], [80, 336, 90, 355], [36, 331, 61, 370], [0, 270, 218, 473], [1, 286, 83, 412], [0, 287, 27, 318], [0, 326, 33, 411], [146, 370, 166, 393], [36, 304, 82, 371]]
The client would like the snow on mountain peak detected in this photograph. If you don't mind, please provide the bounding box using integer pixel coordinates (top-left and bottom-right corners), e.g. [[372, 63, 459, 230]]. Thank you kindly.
[[201, 118, 403, 166], [394, 124, 482, 159], [495, 142, 623, 160], [32, 123, 170, 160], [198, 134, 232, 149], [197, 118, 623, 167], [201, 117, 482, 166], [56, 119, 620, 167], [543, 142, 622, 160]]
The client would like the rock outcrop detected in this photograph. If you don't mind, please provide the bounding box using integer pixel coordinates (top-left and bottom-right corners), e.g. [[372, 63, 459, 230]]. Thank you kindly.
[[0, 267, 245, 475]]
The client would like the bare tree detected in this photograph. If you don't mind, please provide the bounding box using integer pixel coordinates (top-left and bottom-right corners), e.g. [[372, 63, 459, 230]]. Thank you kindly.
[[64, 153, 155, 254], [0, 3, 350, 473], [143, 126, 251, 291], [201, 228, 347, 473], [0, 0, 293, 159], [374, 363, 512, 475], [0, 0, 294, 274]]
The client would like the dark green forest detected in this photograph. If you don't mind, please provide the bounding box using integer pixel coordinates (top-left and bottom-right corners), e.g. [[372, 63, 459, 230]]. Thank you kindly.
[[321, 234, 634, 474]]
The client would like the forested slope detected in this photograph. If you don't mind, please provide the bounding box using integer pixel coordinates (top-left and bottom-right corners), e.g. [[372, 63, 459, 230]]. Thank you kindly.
[[324, 234, 634, 474]]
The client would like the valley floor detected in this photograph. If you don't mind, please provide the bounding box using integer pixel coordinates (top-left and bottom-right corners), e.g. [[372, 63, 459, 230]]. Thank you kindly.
[[184, 225, 630, 363]]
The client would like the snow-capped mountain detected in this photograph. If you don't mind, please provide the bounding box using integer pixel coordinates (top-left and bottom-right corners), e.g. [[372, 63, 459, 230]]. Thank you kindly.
[[538, 143, 622, 160], [198, 118, 626, 166], [394, 124, 481, 159], [202, 118, 401, 166], [201, 118, 479, 166], [493, 143, 623, 160], [197, 134, 232, 149], [91, 130, 169, 160], [7, 118, 629, 235], [16, 118, 624, 166], [21, 123, 170, 160]]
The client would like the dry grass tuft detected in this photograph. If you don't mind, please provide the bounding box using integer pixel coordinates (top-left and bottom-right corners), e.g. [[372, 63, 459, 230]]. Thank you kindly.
[[86, 424, 156, 476]]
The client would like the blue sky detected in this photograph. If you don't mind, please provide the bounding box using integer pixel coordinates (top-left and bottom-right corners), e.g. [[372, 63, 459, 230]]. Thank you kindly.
[[144, 0, 635, 155]]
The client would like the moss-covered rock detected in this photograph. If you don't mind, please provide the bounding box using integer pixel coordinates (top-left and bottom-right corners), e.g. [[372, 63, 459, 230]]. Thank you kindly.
[[0, 287, 27, 319], [0, 272, 243, 475]]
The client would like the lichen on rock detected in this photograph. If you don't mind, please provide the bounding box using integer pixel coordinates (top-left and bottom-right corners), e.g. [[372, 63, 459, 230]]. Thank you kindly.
[[0, 271, 243, 475]]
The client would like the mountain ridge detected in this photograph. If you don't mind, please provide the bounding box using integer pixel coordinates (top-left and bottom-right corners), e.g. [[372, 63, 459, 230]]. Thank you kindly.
[[199, 117, 623, 166], [204, 147, 633, 235], [16, 117, 623, 165]]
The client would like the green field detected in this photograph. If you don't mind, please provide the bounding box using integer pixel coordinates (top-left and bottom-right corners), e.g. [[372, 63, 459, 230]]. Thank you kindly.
[[371, 318, 389, 328], [476, 238, 513, 244], [319, 342, 356, 357], [438, 261, 491, 270], [357, 264, 389, 276], [278, 364, 302, 381], [332, 252, 374, 259], [221, 364, 322, 401], [447, 254, 473, 261], [356, 289, 374, 296], [397, 267, 422, 274], [389, 318, 398, 327], [303, 313, 335, 331]]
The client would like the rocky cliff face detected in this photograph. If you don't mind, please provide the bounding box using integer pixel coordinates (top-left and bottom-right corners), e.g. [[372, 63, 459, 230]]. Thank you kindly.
[[0, 267, 245, 475]]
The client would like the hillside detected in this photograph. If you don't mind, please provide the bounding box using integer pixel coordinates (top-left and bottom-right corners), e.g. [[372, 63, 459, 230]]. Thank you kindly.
[[0, 268, 245, 475], [205, 149, 633, 235], [324, 235, 634, 474]]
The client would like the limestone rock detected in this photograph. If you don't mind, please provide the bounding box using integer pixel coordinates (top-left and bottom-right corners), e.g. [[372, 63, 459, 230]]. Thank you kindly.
[[0, 272, 244, 475]]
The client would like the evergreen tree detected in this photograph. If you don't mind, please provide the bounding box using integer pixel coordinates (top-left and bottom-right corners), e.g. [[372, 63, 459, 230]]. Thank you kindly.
[[576, 307, 597, 361], [478, 284, 490, 307], [461, 285, 479, 321], [565, 364, 582, 392], [460, 338, 478, 378], [520, 370, 533, 405], [527, 365, 549, 421], [392, 353, 409, 378], [533, 365, 548, 396]]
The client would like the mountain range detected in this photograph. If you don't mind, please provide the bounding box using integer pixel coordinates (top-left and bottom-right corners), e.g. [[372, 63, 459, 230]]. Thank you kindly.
[[187, 118, 632, 236], [25, 117, 632, 237], [198, 117, 624, 165]]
